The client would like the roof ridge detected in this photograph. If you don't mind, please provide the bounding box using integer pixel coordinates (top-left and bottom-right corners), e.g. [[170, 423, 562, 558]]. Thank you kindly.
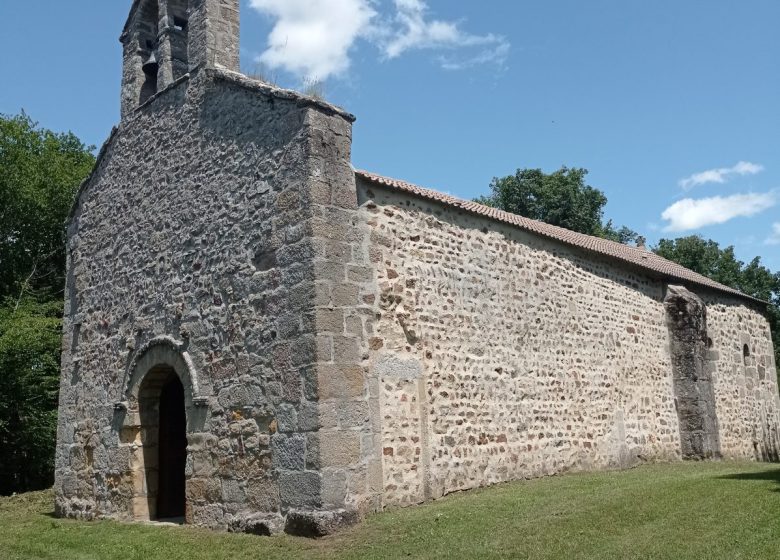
[[355, 169, 764, 305]]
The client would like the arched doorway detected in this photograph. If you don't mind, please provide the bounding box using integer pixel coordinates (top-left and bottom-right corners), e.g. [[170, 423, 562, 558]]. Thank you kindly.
[[137, 365, 187, 521]]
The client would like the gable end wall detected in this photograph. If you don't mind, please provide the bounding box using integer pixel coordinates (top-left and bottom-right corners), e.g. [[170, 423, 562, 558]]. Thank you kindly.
[[55, 70, 372, 531]]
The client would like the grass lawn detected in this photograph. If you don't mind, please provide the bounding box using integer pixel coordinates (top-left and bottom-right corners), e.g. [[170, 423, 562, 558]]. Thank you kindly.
[[2, 461, 779, 560]]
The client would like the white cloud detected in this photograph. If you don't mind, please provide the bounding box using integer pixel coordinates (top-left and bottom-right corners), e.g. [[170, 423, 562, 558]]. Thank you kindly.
[[660, 192, 776, 232], [380, 0, 509, 66], [438, 41, 511, 71], [766, 222, 780, 245], [249, 0, 376, 80], [248, 0, 509, 81], [678, 161, 764, 191]]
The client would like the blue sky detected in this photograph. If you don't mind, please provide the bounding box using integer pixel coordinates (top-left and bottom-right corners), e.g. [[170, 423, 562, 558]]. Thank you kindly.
[[1, 1, 778, 269]]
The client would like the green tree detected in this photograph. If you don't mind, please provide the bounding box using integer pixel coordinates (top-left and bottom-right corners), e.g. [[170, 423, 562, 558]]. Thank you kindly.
[[600, 220, 641, 245], [0, 113, 95, 302], [655, 236, 780, 376], [0, 113, 94, 494], [0, 300, 62, 494], [654, 237, 743, 289], [477, 167, 638, 243]]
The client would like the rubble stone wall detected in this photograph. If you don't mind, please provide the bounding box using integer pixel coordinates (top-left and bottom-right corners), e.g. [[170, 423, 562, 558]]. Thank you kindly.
[[357, 179, 780, 507], [703, 293, 780, 460]]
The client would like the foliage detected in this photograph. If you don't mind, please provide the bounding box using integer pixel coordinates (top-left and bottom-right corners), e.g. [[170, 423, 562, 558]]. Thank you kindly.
[[3, 462, 780, 559], [655, 235, 780, 373], [477, 167, 638, 243], [0, 300, 62, 495], [302, 78, 325, 100], [0, 113, 94, 495], [0, 113, 95, 302], [655, 237, 742, 289], [242, 62, 279, 87], [600, 220, 641, 245]]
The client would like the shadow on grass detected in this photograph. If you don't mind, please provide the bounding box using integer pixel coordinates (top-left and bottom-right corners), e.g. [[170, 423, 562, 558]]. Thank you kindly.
[[717, 466, 780, 492]]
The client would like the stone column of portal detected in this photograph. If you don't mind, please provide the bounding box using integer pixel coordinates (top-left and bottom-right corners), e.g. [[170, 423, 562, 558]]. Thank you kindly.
[[188, 0, 240, 72], [664, 285, 721, 459]]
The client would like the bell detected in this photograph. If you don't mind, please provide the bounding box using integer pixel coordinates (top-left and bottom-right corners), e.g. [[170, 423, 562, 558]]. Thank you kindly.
[[142, 51, 159, 75]]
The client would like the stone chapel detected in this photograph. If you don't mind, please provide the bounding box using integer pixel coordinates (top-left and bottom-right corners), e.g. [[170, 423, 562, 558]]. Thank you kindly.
[[55, 0, 780, 536]]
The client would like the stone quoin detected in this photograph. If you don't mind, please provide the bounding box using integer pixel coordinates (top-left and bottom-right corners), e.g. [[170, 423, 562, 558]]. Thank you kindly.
[[54, 0, 780, 536]]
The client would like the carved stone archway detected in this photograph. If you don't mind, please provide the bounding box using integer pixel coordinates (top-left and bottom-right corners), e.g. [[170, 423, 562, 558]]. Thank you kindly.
[[116, 336, 209, 521], [119, 335, 208, 410]]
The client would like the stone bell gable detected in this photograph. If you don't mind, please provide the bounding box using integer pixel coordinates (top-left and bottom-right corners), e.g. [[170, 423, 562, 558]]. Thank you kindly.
[[120, 0, 240, 118], [55, 0, 780, 536]]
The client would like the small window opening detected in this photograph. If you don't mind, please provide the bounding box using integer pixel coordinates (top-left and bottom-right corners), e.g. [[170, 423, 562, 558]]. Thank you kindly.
[[743, 344, 750, 366], [173, 17, 188, 32], [706, 337, 713, 349], [146, 39, 154, 50]]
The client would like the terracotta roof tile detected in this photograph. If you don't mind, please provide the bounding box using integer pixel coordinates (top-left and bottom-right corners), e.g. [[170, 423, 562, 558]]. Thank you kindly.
[[355, 169, 763, 305]]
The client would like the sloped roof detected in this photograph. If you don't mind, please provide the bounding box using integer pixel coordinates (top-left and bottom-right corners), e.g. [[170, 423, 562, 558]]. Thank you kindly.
[[355, 169, 763, 305]]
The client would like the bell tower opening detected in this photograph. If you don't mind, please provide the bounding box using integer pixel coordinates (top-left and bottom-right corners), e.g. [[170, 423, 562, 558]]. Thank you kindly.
[[137, 0, 159, 106], [121, 0, 240, 118], [121, 0, 161, 112], [140, 51, 159, 105]]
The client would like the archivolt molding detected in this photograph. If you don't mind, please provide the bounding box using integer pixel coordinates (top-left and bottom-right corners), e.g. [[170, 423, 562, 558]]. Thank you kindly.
[[115, 335, 209, 410]]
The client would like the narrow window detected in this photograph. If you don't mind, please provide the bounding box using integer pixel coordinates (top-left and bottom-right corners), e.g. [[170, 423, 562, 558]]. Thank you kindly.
[[743, 344, 750, 366]]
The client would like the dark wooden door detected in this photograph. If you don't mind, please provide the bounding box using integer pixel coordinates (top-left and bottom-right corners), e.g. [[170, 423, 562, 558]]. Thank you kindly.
[[156, 375, 187, 520]]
